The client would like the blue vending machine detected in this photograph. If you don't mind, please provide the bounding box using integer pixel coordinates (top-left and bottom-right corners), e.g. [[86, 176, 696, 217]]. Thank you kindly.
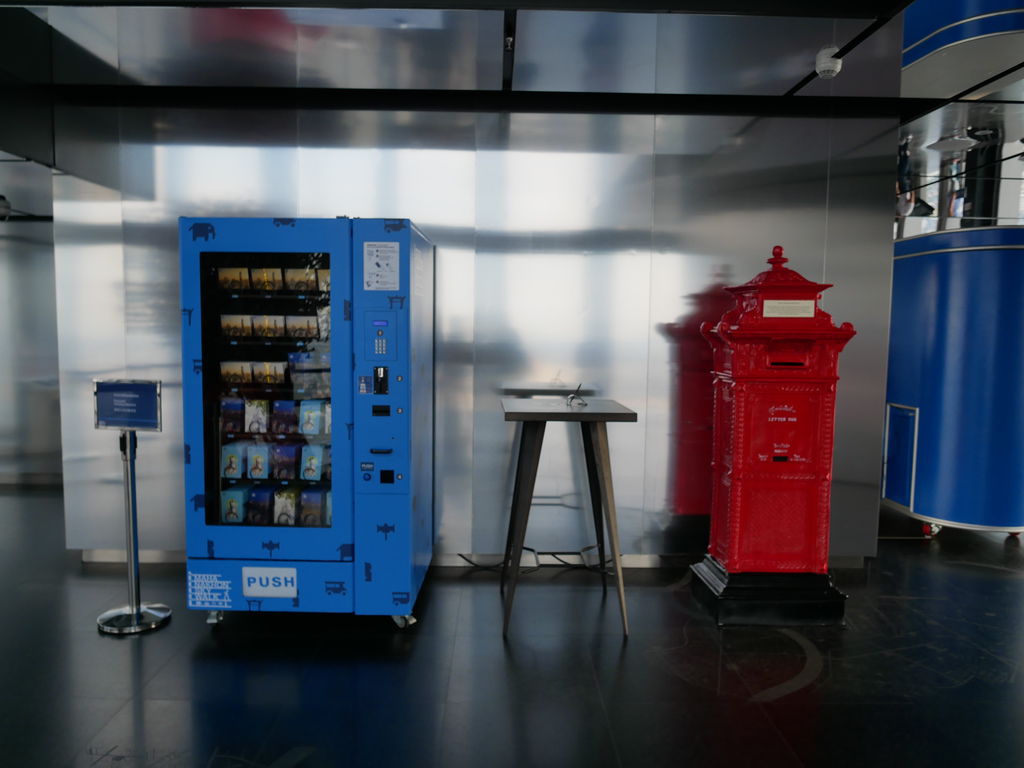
[[179, 217, 435, 620]]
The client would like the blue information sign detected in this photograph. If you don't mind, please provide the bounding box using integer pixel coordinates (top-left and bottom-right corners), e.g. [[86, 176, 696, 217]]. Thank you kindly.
[[94, 380, 162, 431]]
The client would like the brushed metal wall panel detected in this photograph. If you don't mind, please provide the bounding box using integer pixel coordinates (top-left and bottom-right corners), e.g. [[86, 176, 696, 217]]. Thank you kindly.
[[511, 11, 866, 96], [820, 118, 898, 558], [0, 153, 52, 214], [53, 173, 129, 549], [657, 15, 868, 95], [471, 114, 656, 555], [33, 5, 899, 100], [53, 106, 122, 192], [116, 7, 299, 88], [110, 7, 502, 90], [299, 110, 480, 150], [513, 11, 658, 93], [477, 111, 659, 156], [0, 157, 60, 484], [46, 6, 120, 84], [54, 109, 893, 562], [295, 9, 503, 90]]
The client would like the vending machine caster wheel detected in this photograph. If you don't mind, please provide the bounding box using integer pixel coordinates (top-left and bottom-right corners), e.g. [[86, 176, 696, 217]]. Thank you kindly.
[[391, 615, 417, 629], [207, 610, 224, 625], [1009, 532, 1021, 538]]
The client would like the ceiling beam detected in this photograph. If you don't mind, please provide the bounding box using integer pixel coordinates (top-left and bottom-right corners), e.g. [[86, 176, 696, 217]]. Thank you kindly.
[[9, 83, 946, 122]]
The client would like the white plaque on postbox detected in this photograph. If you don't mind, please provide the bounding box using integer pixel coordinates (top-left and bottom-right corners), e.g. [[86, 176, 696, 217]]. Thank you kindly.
[[763, 299, 815, 318]]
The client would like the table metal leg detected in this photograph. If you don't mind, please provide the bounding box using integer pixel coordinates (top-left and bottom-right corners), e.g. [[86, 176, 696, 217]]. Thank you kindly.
[[580, 422, 608, 592], [503, 421, 546, 636], [588, 421, 630, 636], [500, 424, 525, 596]]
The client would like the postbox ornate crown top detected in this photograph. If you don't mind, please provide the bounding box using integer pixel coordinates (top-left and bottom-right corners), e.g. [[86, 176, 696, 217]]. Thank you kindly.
[[703, 245, 855, 339], [729, 245, 833, 294]]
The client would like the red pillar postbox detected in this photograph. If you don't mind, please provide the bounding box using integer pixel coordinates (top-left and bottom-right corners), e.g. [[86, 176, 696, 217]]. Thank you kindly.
[[691, 246, 855, 626]]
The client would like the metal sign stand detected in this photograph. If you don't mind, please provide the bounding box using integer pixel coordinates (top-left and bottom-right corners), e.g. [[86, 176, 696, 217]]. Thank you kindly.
[[93, 379, 171, 635], [97, 430, 172, 634]]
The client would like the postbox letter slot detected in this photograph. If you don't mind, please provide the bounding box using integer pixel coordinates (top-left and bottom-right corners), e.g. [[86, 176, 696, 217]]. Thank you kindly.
[[765, 342, 810, 368], [772, 455, 789, 462]]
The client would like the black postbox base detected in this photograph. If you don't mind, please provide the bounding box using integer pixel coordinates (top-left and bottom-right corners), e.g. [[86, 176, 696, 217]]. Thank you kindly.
[[690, 555, 846, 627]]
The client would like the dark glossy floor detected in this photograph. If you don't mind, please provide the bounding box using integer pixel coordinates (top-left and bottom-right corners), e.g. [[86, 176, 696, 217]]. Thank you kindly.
[[3, 490, 1024, 767]]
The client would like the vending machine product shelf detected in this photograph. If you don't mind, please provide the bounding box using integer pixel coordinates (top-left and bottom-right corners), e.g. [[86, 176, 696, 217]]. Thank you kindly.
[[180, 217, 434, 618]]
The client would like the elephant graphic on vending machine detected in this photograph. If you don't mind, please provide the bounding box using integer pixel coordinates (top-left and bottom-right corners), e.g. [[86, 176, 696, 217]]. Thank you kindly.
[[189, 222, 216, 241]]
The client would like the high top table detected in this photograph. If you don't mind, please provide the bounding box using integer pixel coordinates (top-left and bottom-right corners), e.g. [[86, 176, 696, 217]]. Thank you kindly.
[[500, 397, 637, 636]]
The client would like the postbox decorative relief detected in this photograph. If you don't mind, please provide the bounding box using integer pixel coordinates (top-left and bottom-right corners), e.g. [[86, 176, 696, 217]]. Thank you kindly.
[[691, 246, 855, 625]]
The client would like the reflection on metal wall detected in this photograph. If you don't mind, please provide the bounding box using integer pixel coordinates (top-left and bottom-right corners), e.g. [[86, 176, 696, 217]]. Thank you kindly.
[[817, 119, 898, 560], [486, 11, 872, 96], [55, 109, 893, 563], [514, 11, 658, 93], [45, 7, 504, 90], [658, 15, 870, 96], [471, 114, 656, 556], [42, 6, 892, 98], [898, 102, 1024, 237], [0, 154, 60, 485], [53, 174, 131, 548]]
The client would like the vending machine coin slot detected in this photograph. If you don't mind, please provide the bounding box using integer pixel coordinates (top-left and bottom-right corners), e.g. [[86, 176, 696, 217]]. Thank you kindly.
[[373, 366, 389, 395]]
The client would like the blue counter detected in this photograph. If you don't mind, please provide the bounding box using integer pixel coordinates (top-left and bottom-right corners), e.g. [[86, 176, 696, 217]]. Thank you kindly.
[[885, 227, 1024, 531]]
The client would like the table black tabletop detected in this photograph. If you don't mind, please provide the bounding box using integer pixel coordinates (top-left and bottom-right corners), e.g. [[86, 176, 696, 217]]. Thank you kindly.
[[499, 382, 599, 397], [501, 397, 637, 423]]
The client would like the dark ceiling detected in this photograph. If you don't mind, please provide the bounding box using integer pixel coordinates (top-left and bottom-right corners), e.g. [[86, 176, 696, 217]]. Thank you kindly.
[[0, 0, 951, 170], [0, 1, 913, 18]]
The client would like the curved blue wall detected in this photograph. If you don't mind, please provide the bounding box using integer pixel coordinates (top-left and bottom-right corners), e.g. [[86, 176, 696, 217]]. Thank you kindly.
[[886, 228, 1024, 529], [904, 0, 1024, 66]]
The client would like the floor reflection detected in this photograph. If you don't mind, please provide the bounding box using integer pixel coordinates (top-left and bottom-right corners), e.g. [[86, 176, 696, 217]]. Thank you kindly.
[[5, 492, 1024, 766]]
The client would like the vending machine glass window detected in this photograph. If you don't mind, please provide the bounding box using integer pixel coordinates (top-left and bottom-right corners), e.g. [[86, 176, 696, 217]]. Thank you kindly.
[[200, 252, 334, 530]]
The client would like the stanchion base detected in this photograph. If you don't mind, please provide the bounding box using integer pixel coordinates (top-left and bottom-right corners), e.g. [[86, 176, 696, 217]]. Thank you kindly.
[[691, 555, 846, 627], [97, 603, 172, 635]]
